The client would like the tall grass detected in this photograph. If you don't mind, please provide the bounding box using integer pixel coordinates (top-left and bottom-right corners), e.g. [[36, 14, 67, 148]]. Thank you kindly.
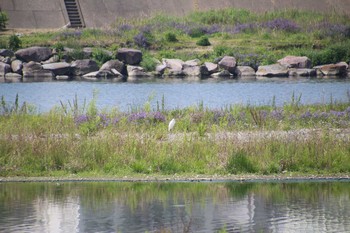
[[0, 94, 350, 177]]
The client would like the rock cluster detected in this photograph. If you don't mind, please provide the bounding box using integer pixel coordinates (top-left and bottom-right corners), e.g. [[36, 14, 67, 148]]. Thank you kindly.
[[0, 47, 349, 81]]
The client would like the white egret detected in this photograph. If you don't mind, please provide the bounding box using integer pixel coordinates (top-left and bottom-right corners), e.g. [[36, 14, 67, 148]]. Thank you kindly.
[[168, 118, 176, 131]]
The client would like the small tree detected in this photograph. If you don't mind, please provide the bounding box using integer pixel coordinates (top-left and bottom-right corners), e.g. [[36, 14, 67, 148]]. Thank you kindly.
[[0, 9, 8, 31]]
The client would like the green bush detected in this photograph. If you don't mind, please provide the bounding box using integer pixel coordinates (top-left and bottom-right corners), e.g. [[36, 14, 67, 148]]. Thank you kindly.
[[140, 53, 158, 72], [0, 10, 8, 30], [53, 43, 64, 52], [8, 34, 22, 50], [196, 36, 211, 46], [92, 48, 112, 65], [164, 32, 178, 42], [214, 45, 231, 57]]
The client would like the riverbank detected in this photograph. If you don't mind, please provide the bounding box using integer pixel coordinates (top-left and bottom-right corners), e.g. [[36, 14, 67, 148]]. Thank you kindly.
[[1, 8, 350, 81]]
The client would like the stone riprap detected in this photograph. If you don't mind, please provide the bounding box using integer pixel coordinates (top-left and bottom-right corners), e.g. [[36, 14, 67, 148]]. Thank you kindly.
[[0, 47, 349, 81]]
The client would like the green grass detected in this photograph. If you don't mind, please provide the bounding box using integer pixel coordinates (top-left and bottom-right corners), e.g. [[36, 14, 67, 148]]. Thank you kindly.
[[1, 93, 350, 177]]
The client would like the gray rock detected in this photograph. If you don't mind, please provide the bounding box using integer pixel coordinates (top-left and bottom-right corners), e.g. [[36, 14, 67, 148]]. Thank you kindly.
[[278, 56, 311, 68], [218, 56, 237, 73], [11, 60, 23, 74], [100, 60, 125, 74], [42, 55, 60, 64], [256, 64, 289, 77], [71, 59, 99, 76], [204, 62, 219, 74], [5, 73, 22, 80], [23, 61, 54, 78], [184, 59, 200, 67], [42, 62, 72, 76], [0, 62, 12, 76], [183, 65, 209, 76], [235, 66, 256, 76], [15, 46, 52, 62], [83, 70, 115, 78], [127, 65, 149, 77], [164, 69, 185, 77], [0, 49, 14, 58], [211, 70, 233, 78], [288, 68, 316, 77], [155, 64, 167, 74], [162, 58, 184, 71], [314, 63, 348, 76], [82, 47, 93, 58], [117, 48, 142, 65], [0, 56, 11, 64], [111, 69, 124, 77]]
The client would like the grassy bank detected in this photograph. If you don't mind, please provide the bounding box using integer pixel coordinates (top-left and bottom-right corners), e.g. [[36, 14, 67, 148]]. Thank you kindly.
[[1, 94, 350, 177], [1, 9, 350, 68]]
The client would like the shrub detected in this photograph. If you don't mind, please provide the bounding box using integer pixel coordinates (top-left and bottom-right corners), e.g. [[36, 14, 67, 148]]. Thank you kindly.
[[140, 53, 158, 72], [164, 32, 178, 42], [53, 43, 64, 52], [196, 36, 211, 46], [8, 34, 22, 50], [214, 45, 231, 57], [0, 10, 8, 31], [92, 48, 112, 65]]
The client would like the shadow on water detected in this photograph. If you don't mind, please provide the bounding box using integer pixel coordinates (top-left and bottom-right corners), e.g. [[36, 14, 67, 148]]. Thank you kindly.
[[0, 181, 349, 232]]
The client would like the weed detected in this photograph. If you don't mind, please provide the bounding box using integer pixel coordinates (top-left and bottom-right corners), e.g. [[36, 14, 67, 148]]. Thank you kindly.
[[196, 36, 211, 46], [8, 34, 22, 50]]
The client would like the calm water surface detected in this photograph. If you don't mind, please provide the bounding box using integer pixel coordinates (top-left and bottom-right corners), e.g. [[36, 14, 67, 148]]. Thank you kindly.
[[0, 181, 349, 233], [0, 78, 350, 112]]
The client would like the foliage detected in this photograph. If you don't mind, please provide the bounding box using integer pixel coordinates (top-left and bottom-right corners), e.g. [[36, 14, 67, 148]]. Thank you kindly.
[[164, 32, 178, 42], [0, 10, 8, 30], [8, 34, 22, 50], [196, 36, 211, 46], [92, 48, 112, 66], [140, 53, 158, 72]]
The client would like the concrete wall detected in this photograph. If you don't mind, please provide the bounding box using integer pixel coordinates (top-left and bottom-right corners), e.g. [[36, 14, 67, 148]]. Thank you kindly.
[[1, 0, 350, 28]]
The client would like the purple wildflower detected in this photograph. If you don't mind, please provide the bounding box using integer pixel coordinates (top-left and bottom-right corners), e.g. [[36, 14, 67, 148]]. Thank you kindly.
[[330, 110, 346, 118], [212, 110, 225, 123], [300, 110, 312, 119], [74, 114, 89, 126], [262, 18, 300, 32], [232, 23, 257, 34], [128, 112, 148, 122], [271, 109, 284, 120], [152, 111, 166, 122], [134, 32, 151, 48], [118, 24, 133, 31]]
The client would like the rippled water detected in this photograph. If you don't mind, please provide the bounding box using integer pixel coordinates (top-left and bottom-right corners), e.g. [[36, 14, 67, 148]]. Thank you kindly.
[[0, 181, 349, 233], [0, 78, 350, 112]]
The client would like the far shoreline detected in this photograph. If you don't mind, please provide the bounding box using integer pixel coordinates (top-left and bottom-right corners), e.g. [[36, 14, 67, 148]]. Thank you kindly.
[[1, 174, 350, 183]]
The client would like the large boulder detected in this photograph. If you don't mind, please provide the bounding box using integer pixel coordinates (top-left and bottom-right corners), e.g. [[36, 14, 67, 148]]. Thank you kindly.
[[256, 64, 289, 77], [117, 48, 142, 65], [126, 65, 149, 77], [218, 56, 237, 73], [23, 61, 54, 78], [314, 63, 348, 76], [15, 46, 52, 62], [162, 58, 184, 71], [11, 60, 23, 74], [278, 56, 311, 68], [288, 68, 316, 77], [204, 62, 219, 74], [184, 59, 200, 67], [42, 62, 72, 76], [0, 62, 11, 76], [100, 60, 126, 74], [235, 66, 256, 76], [0, 49, 14, 58], [0, 56, 11, 64], [183, 65, 209, 76], [71, 59, 99, 76]]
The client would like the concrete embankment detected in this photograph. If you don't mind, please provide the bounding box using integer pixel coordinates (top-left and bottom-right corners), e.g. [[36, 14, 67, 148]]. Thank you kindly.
[[1, 0, 350, 28]]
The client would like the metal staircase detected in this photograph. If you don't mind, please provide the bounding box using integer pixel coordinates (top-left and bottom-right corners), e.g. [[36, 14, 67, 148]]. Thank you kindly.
[[64, 0, 84, 28]]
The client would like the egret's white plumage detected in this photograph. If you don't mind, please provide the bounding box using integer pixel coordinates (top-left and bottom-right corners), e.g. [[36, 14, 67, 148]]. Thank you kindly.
[[168, 118, 176, 131]]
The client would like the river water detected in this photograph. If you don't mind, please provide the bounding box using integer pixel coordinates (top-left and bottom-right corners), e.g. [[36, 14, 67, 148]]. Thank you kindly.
[[0, 78, 350, 112], [0, 181, 349, 233]]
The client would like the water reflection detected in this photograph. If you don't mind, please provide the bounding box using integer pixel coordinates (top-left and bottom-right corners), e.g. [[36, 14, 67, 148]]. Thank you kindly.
[[0, 181, 349, 233]]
